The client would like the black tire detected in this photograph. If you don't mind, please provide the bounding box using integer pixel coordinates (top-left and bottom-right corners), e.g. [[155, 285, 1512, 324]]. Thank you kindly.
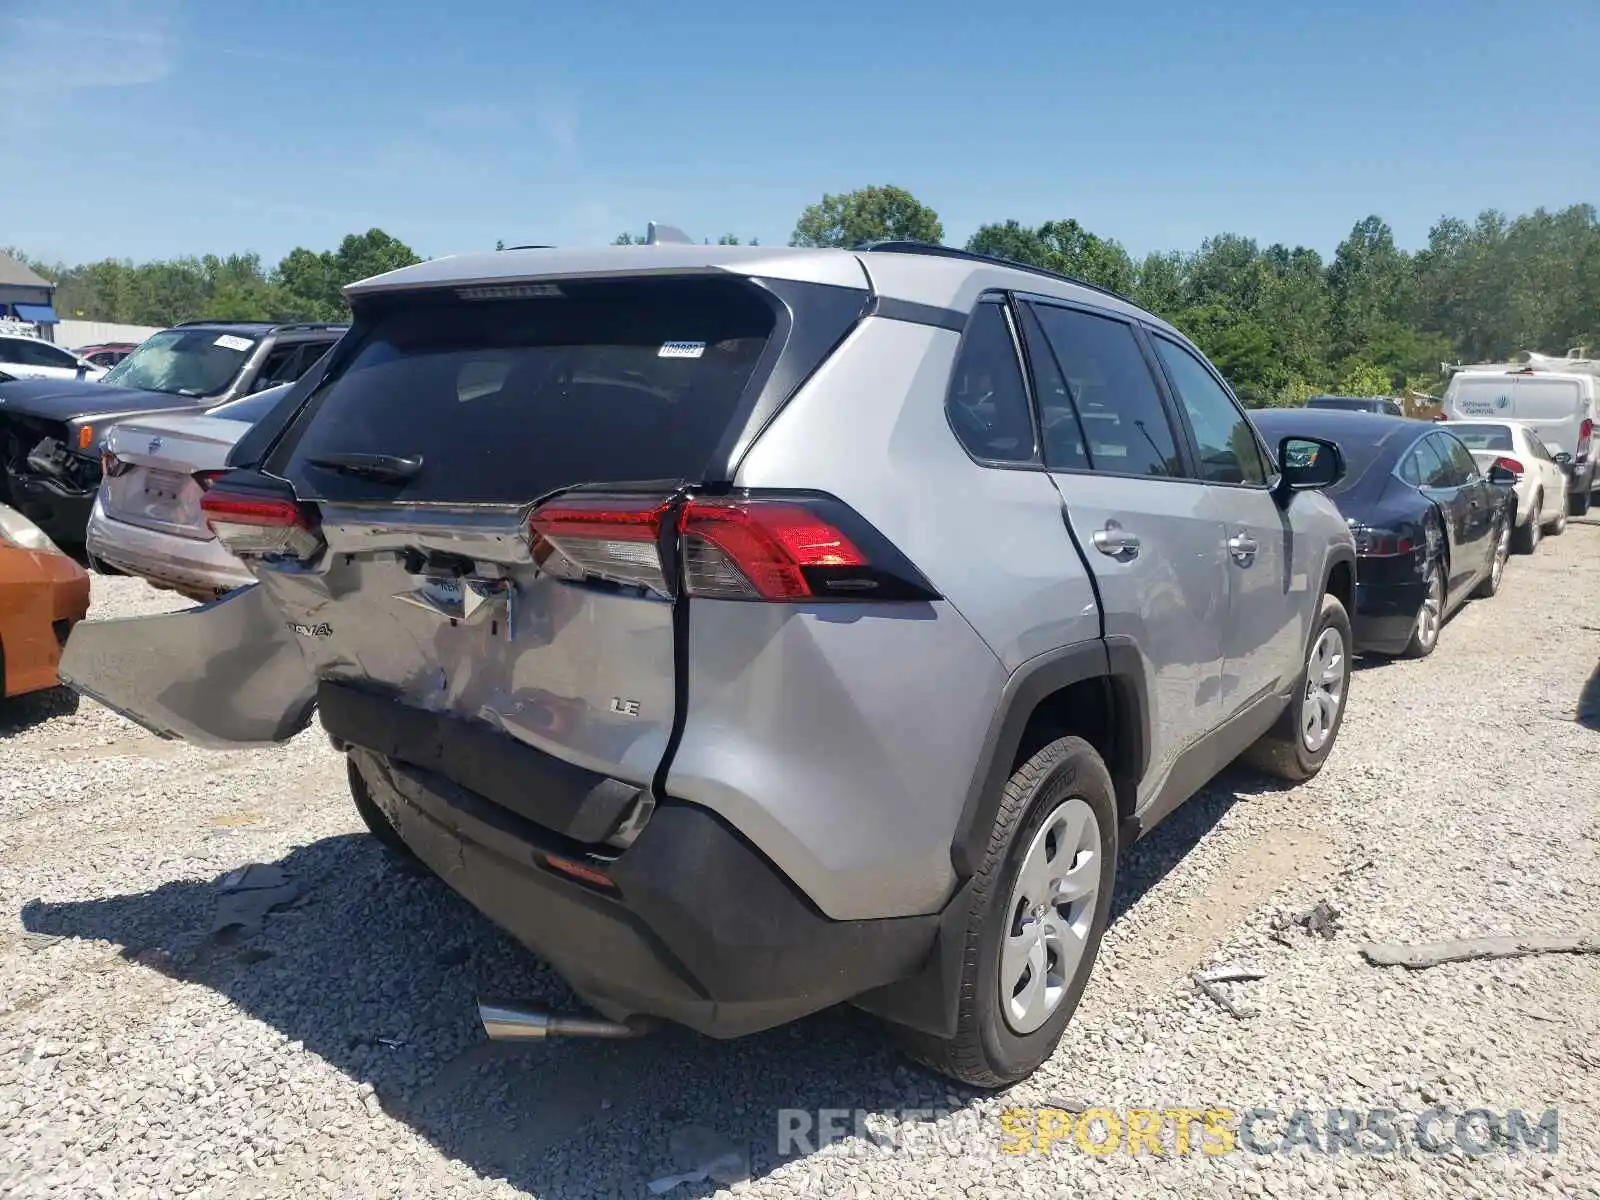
[[1571, 488, 1591, 517], [896, 736, 1117, 1089], [1404, 559, 1446, 658], [1545, 502, 1567, 536], [1473, 515, 1511, 598], [1512, 494, 1541, 554], [1240, 592, 1352, 782], [347, 755, 423, 865]]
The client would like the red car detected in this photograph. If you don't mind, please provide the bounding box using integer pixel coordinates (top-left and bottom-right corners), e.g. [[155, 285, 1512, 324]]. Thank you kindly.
[[72, 342, 138, 369]]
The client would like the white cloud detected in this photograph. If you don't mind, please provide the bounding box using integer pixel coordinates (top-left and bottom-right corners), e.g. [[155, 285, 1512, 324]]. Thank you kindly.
[[0, 1, 180, 92]]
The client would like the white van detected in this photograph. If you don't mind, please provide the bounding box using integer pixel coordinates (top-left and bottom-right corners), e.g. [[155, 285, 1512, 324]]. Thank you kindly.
[[1443, 368, 1597, 515]]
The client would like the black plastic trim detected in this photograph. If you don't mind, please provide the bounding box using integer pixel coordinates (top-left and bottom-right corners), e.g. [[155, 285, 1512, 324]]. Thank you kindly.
[[353, 749, 939, 1038], [948, 637, 1149, 879], [319, 681, 639, 845], [870, 295, 967, 332]]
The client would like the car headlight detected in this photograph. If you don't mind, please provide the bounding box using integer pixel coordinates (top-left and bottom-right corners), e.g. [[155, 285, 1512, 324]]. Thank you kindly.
[[0, 504, 66, 556]]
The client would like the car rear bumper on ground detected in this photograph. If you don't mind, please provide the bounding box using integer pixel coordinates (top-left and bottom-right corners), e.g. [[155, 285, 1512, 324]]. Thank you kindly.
[[1352, 578, 1426, 656], [85, 498, 254, 599], [346, 741, 939, 1040]]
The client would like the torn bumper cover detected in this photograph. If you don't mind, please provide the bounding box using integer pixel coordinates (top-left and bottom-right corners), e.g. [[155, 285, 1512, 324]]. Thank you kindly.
[[348, 746, 939, 1039]]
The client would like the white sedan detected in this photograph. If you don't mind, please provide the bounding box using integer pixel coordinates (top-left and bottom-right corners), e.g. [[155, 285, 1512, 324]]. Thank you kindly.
[[1440, 419, 1569, 553], [0, 333, 107, 382]]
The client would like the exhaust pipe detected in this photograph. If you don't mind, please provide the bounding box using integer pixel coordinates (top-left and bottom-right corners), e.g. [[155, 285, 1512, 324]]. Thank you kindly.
[[479, 1001, 653, 1041]]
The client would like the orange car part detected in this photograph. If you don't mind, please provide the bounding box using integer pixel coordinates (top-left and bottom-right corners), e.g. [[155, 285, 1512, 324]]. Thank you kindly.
[[0, 546, 90, 698]]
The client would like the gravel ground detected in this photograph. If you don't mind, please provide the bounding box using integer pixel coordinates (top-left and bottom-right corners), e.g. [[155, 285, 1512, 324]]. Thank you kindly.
[[3, 525, 1598, 1199]]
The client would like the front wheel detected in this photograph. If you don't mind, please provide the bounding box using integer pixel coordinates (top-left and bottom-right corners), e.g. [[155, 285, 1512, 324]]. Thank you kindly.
[[1240, 592, 1352, 782], [897, 737, 1117, 1089]]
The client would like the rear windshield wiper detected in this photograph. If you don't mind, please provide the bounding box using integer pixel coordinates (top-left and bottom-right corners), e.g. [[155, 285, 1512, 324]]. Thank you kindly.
[[305, 452, 423, 483]]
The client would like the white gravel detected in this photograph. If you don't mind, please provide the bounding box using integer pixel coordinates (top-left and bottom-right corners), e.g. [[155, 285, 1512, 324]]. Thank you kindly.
[[3, 526, 1598, 1199]]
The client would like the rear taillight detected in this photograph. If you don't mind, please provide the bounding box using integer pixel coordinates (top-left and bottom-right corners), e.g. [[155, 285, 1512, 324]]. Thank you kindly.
[[200, 489, 323, 560], [528, 496, 672, 596], [194, 470, 226, 491], [1351, 526, 1415, 557], [525, 492, 939, 603], [680, 500, 868, 600], [1493, 456, 1525, 480], [1579, 419, 1593, 461]]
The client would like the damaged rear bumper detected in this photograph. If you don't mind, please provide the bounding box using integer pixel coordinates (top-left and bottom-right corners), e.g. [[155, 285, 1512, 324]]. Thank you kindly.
[[348, 746, 939, 1039]]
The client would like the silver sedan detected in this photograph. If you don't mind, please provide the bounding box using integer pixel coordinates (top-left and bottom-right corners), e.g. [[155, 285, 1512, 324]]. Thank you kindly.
[[85, 385, 290, 600]]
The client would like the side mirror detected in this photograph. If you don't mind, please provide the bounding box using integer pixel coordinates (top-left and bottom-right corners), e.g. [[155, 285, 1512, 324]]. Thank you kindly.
[[1486, 464, 1518, 486], [1275, 435, 1344, 499], [1554, 451, 1573, 466]]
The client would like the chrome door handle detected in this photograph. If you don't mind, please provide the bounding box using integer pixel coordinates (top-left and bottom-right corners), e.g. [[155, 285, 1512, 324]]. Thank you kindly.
[[1228, 533, 1259, 564], [1092, 527, 1140, 559]]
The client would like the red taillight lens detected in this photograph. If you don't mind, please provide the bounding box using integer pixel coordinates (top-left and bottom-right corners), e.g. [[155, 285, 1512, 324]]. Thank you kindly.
[[1351, 527, 1415, 557], [1579, 419, 1593, 459], [1493, 456, 1525, 478], [680, 500, 867, 600], [200, 489, 323, 560], [528, 496, 671, 596]]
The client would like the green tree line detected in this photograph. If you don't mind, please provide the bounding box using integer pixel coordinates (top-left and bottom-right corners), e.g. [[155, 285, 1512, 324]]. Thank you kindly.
[[15, 188, 1598, 406], [7, 228, 422, 327], [791, 186, 1600, 405]]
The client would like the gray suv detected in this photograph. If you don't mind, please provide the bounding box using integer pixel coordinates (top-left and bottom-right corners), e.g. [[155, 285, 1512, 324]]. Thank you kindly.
[[62, 242, 1356, 1086]]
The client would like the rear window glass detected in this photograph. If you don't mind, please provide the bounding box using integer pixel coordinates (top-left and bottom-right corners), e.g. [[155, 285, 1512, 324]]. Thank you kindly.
[[1445, 423, 1514, 451], [272, 279, 775, 504]]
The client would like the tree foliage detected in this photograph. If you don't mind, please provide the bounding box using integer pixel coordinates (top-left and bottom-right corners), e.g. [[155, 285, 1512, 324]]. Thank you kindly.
[[16, 199, 1600, 410], [10, 229, 421, 326], [790, 185, 943, 248]]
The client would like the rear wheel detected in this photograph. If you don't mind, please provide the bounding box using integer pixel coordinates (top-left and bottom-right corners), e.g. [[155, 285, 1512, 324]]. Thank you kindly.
[[347, 755, 422, 866], [1571, 487, 1592, 517], [1512, 493, 1541, 554], [1405, 560, 1445, 658], [1241, 592, 1351, 782], [1473, 517, 1511, 598], [896, 736, 1117, 1089], [1545, 499, 1567, 535]]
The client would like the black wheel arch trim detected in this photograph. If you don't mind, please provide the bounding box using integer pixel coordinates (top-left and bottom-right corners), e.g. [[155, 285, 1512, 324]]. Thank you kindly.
[[948, 636, 1149, 881]]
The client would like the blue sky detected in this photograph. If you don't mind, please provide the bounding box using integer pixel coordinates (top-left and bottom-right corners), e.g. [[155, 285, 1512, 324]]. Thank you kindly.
[[5, 0, 1598, 268]]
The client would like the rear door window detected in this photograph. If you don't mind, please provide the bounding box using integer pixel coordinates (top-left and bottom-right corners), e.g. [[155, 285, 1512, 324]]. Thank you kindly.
[[1441, 434, 1482, 482], [1022, 302, 1182, 477], [1401, 436, 1447, 487], [1422, 434, 1469, 487], [272, 277, 776, 504], [945, 300, 1037, 463]]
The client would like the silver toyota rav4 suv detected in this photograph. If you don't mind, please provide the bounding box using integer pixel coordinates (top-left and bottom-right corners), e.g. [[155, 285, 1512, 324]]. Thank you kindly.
[[62, 241, 1356, 1087]]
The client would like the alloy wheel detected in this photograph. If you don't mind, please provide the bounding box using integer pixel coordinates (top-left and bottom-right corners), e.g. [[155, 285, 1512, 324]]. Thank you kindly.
[[1000, 798, 1102, 1035], [1416, 566, 1443, 650], [1300, 625, 1347, 752], [1492, 522, 1510, 587]]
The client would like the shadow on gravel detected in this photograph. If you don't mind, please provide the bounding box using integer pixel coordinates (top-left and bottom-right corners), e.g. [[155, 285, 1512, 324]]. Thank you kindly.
[[21, 783, 1246, 1197], [1578, 657, 1600, 731], [0, 684, 80, 736]]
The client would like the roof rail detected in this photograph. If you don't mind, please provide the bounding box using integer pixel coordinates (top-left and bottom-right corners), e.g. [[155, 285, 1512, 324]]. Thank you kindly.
[[173, 319, 347, 331], [854, 240, 1141, 308]]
